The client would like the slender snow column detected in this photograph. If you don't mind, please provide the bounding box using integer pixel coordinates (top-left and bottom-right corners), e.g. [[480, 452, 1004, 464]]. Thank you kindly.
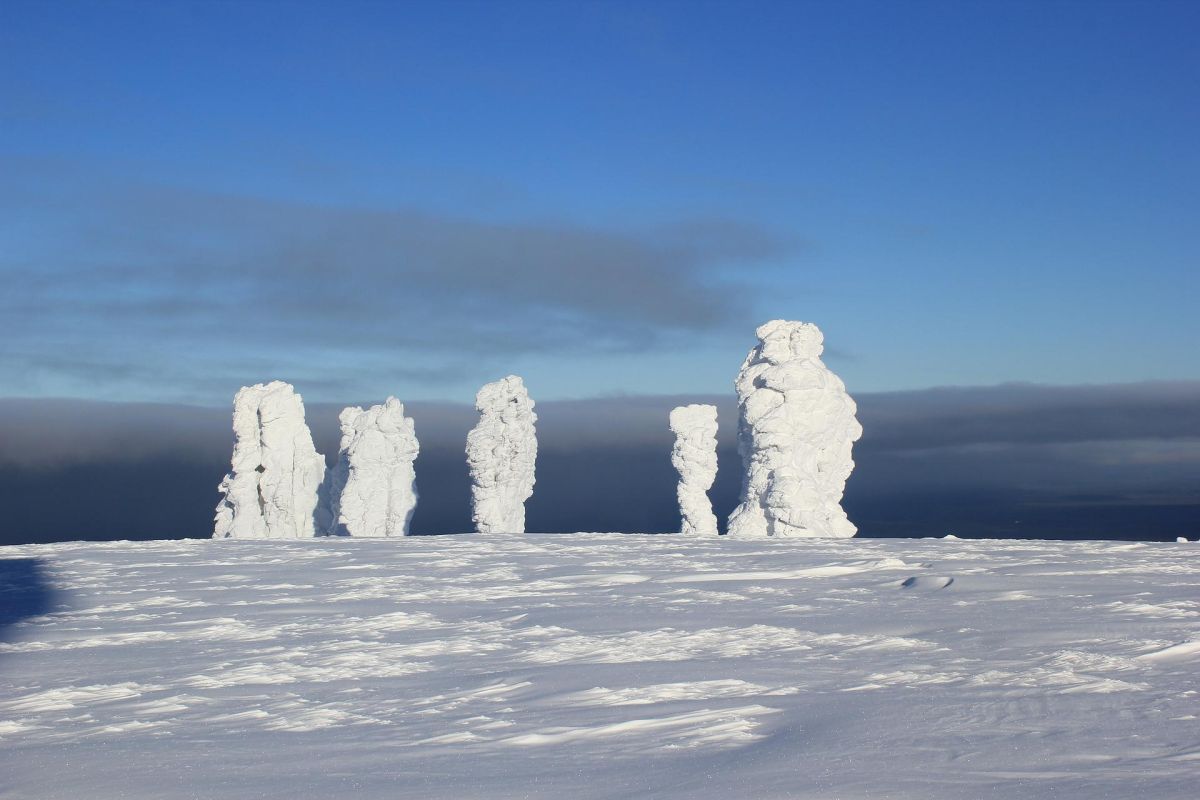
[[669, 404, 719, 536], [213, 381, 328, 539], [466, 375, 537, 533], [727, 321, 862, 538], [327, 397, 419, 537]]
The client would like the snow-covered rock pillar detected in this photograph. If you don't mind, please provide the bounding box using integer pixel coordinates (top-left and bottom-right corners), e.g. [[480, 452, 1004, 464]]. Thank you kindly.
[[327, 397, 420, 537], [466, 376, 537, 534], [213, 380, 329, 539], [669, 404, 719, 536], [727, 320, 862, 538]]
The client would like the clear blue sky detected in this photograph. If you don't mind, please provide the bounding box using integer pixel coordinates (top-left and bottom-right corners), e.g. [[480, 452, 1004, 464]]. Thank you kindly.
[[2, 0, 1196, 405]]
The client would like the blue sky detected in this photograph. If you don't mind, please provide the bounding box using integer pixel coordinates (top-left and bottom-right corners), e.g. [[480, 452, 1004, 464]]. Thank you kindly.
[[2, 0, 1197, 405]]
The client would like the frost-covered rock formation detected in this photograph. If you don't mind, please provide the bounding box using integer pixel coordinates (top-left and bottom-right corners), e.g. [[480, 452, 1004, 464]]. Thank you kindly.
[[727, 321, 862, 538], [669, 404, 719, 536], [213, 381, 328, 539], [327, 397, 420, 537], [466, 376, 537, 534]]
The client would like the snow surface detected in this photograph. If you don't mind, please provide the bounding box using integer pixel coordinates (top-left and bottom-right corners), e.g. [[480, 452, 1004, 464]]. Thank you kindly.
[[2, 535, 1198, 799], [729, 320, 863, 538], [327, 397, 419, 537], [466, 376, 537, 534], [669, 404, 719, 536]]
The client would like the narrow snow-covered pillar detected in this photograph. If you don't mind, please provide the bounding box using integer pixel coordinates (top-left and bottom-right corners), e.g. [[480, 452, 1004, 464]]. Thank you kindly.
[[466, 375, 537, 533], [727, 321, 862, 538], [669, 404, 719, 536], [213, 381, 328, 539], [327, 397, 419, 537]]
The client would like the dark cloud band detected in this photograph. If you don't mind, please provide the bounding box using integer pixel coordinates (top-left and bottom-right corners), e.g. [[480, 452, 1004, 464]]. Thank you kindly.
[[1, 167, 792, 400], [0, 381, 1197, 545]]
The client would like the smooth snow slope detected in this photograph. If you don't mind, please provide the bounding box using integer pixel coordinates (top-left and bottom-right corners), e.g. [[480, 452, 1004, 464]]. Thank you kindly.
[[1, 535, 1198, 799]]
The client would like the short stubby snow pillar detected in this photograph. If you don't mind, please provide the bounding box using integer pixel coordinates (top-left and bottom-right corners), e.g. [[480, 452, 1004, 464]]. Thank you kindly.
[[327, 397, 419, 537], [213, 380, 329, 539], [466, 375, 537, 533], [727, 320, 862, 538], [669, 404, 719, 536]]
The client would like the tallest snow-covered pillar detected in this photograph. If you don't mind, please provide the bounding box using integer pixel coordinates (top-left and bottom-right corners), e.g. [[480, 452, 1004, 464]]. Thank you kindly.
[[466, 375, 537, 533], [213, 380, 328, 539], [727, 320, 862, 538]]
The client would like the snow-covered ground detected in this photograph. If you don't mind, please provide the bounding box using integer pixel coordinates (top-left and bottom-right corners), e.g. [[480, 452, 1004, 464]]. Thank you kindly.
[[1, 534, 1197, 799]]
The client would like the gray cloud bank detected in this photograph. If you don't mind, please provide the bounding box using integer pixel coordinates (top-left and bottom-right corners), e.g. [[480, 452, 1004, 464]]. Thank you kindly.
[[1, 381, 1197, 544], [2, 168, 791, 399]]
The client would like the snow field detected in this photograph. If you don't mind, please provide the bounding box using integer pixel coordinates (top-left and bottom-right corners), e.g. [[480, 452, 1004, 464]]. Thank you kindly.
[[1, 534, 1198, 799]]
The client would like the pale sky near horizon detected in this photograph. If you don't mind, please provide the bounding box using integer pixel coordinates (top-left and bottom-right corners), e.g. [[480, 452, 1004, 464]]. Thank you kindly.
[[2, 0, 1197, 406]]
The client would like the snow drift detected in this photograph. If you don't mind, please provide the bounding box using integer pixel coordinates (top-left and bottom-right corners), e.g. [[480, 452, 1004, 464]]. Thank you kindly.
[[727, 321, 862, 538]]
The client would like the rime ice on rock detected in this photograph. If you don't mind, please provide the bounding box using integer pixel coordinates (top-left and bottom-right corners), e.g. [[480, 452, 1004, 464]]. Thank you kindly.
[[327, 397, 420, 537], [213, 381, 329, 539], [669, 404, 719, 537], [727, 320, 862, 538], [466, 375, 537, 534]]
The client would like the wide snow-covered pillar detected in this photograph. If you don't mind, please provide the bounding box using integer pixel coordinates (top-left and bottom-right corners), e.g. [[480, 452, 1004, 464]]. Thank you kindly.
[[466, 375, 537, 533], [213, 381, 328, 539], [727, 321, 862, 538], [327, 397, 419, 537], [669, 404, 719, 536]]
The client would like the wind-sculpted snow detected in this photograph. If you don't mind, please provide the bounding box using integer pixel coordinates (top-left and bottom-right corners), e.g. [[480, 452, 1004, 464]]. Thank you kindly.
[[213, 381, 328, 539], [2, 536, 1198, 799], [327, 397, 419, 537], [728, 320, 863, 538], [467, 376, 537, 534], [669, 404, 719, 536]]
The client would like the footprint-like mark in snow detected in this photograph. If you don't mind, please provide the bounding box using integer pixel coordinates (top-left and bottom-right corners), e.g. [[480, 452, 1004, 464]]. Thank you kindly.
[[898, 576, 954, 590]]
